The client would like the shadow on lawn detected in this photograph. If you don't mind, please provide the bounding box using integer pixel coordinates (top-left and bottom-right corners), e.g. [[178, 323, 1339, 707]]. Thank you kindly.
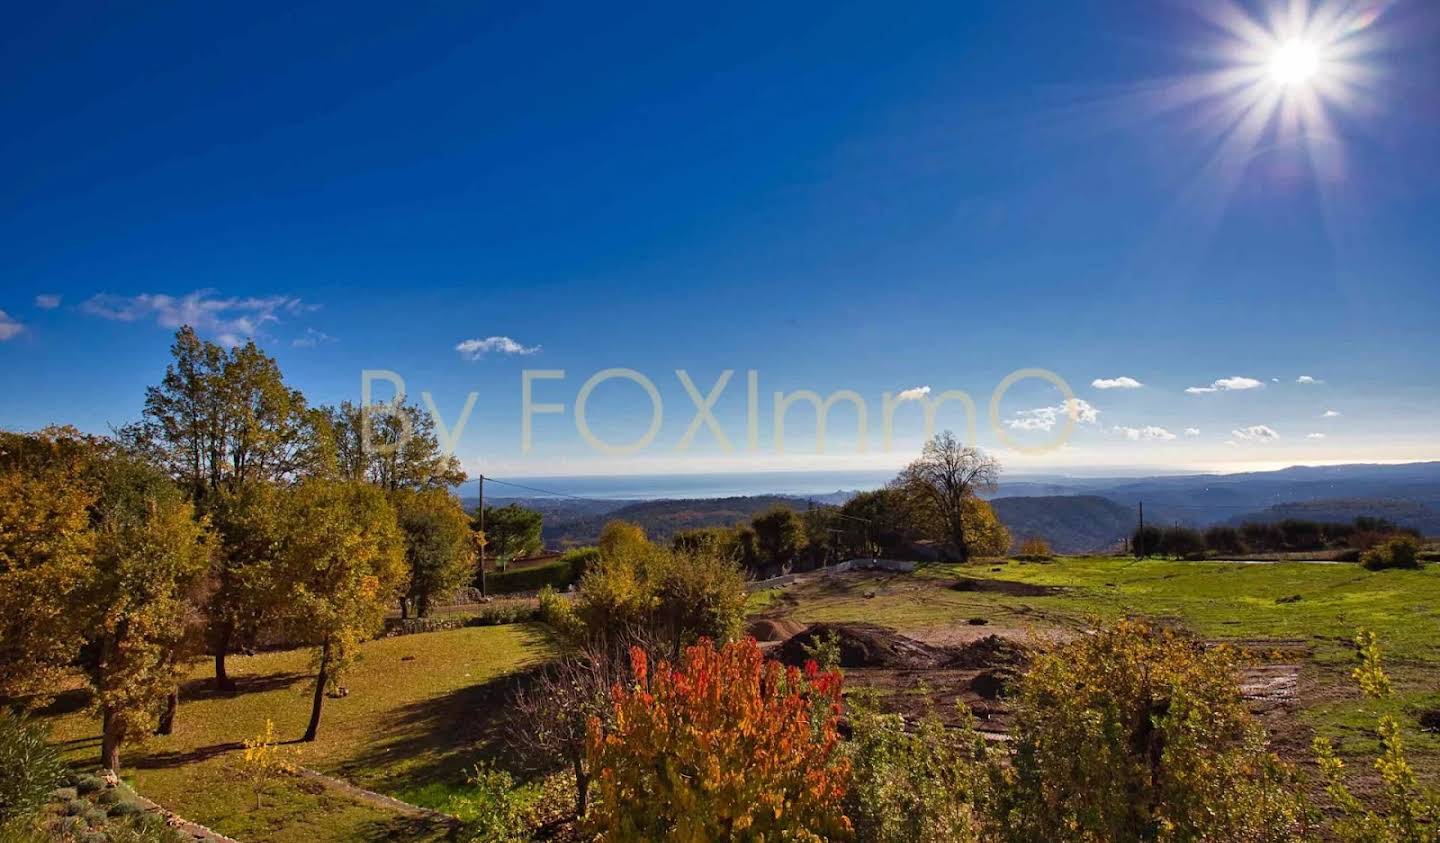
[[333, 625, 557, 795], [179, 670, 309, 702], [131, 741, 247, 769]]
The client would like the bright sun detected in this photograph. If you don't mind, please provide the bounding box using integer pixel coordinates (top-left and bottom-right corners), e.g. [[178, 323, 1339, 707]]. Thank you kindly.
[[1268, 39, 1321, 87]]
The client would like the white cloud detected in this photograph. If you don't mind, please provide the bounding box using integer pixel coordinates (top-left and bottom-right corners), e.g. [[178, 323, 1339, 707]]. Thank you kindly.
[[1092, 376, 1142, 390], [1322, 409, 1341, 418], [292, 328, 336, 348], [1185, 375, 1265, 394], [81, 290, 309, 346], [34, 294, 61, 310], [1231, 424, 1280, 442], [1184, 427, 1201, 437], [1306, 432, 1326, 439], [1113, 425, 1177, 441], [1296, 375, 1323, 384], [0, 310, 23, 341], [455, 336, 541, 360], [896, 386, 931, 401], [1008, 398, 1099, 432]]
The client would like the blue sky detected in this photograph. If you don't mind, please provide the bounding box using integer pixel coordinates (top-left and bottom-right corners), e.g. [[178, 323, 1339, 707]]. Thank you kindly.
[[2, 0, 1438, 478]]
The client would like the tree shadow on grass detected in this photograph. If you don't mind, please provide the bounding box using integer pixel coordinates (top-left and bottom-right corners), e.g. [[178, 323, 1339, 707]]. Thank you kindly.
[[131, 741, 247, 769], [332, 626, 558, 798], [179, 670, 308, 702]]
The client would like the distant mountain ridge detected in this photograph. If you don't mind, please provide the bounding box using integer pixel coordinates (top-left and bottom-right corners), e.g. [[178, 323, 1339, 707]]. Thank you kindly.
[[458, 461, 1440, 551]]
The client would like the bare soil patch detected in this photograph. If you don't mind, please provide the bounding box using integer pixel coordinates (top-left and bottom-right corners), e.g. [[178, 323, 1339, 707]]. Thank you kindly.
[[949, 577, 1064, 597]]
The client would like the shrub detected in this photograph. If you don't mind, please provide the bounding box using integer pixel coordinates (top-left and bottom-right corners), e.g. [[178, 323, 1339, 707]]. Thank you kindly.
[[1157, 525, 1206, 558], [1014, 537, 1052, 560], [73, 775, 104, 796], [1314, 631, 1440, 841], [231, 720, 299, 809], [453, 762, 537, 843], [651, 547, 747, 654], [1002, 620, 1311, 842], [1361, 535, 1424, 571], [585, 638, 851, 840], [846, 697, 995, 842], [0, 711, 65, 826], [537, 586, 584, 641]]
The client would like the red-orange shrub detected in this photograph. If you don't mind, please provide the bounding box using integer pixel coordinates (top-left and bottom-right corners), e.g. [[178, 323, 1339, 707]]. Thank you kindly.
[[585, 638, 851, 841]]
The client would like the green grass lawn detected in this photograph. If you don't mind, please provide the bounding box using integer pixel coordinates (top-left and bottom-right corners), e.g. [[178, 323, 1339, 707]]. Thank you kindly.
[[43, 623, 554, 842], [766, 556, 1440, 771]]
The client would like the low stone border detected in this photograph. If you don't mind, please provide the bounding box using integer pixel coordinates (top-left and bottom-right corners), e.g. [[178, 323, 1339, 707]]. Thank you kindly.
[[747, 558, 918, 590], [293, 766, 463, 832], [86, 770, 242, 843]]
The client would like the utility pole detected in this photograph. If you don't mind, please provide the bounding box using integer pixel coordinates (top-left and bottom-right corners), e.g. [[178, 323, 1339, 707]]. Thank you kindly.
[[1136, 501, 1145, 558], [477, 474, 486, 598]]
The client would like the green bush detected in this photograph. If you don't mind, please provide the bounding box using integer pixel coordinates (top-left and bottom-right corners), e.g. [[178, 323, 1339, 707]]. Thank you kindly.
[[1361, 535, 1423, 570], [73, 775, 104, 796], [486, 560, 570, 594], [537, 586, 584, 641], [452, 762, 537, 843], [1002, 619, 1312, 841], [846, 697, 994, 842], [0, 711, 65, 826]]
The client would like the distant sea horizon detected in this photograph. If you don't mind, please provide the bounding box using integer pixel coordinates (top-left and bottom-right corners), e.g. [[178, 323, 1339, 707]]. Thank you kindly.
[[475, 470, 899, 501]]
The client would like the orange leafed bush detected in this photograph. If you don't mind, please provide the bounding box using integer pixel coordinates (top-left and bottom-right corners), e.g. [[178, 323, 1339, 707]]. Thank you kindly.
[[585, 637, 852, 841]]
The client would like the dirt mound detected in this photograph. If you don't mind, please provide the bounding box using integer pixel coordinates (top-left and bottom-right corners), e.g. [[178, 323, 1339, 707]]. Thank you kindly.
[[777, 623, 949, 669], [748, 618, 807, 642], [944, 634, 1032, 669], [950, 577, 1062, 597]]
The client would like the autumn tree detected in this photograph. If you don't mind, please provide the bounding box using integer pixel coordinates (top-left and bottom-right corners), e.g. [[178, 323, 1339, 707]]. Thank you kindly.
[[0, 428, 99, 702], [205, 482, 289, 689], [394, 488, 476, 618], [474, 503, 542, 572], [280, 480, 405, 742], [128, 327, 328, 689], [82, 453, 211, 771], [896, 432, 1000, 562], [323, 400, 465, 491]]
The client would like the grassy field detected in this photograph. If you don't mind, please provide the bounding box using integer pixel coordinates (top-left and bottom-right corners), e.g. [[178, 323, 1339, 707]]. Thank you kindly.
[[43, 624, 554, 842], [764, 556, 1440, 769]]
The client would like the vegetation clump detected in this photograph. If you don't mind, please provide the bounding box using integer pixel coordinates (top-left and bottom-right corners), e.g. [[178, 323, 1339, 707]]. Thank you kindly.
[[1361, 535, 1424, 570], [584, 638, 851, 841]]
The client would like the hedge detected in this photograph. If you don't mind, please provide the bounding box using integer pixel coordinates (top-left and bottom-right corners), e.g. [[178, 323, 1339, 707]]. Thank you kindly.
[[486, 546, 599, 595]]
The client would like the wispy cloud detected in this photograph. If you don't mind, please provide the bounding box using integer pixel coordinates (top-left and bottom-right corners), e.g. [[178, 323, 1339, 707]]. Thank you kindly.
[[0, 310, 23, 341], [1092, 376, 1142, 390], [1322, 409, 1341, 418], [1306, 432, 1326, 439], [292, 327, 336, 348], [1184, 427, 1201, 437], [1296, 375, 1324, 385], [896, 386, 931, 401], [1231, 424, 1280, 442], [1113, 424, 1177, 441], [455, 336, 541, 360], [1008, 398, 1099, 432], [34, 294, 61, 310], [1185, 376, 1264, 394], [81, 290, 310, 346]]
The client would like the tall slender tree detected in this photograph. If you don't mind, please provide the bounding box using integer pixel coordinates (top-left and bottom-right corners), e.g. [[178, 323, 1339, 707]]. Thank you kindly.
[[83, 454, 210, 770], [279, 480, 405, 742]]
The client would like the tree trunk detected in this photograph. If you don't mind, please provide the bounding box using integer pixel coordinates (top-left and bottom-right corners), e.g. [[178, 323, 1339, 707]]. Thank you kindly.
[[100, 706, 122, 771], [572, 754, 588, 817], [417, 593, 430, 618], [302, 642, 330, 742], [399, 597, 409, 620], [214, 620, 236, 692], [156, 690, 179, 735]]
